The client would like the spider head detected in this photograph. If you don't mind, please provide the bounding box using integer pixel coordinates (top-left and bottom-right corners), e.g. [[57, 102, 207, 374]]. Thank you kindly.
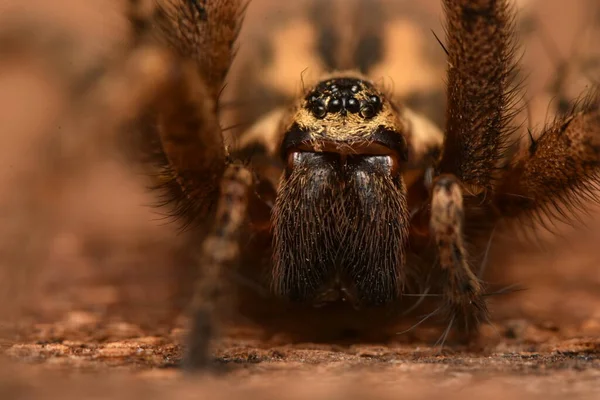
[[271, 74, 411, 308], [279, 76, 409, 169]]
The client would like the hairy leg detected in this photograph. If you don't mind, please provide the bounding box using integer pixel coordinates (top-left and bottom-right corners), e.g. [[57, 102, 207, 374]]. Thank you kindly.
[[431, 0, 521, 336], [438, 0, 520, 196], [125, 0, 245, 226], [152, 0, 246, 100], [430, 174, 487, 337], [183, 162, 252, 370], [125, 0, 247, 369], [436, 0, 599, 337], [496, 88, 600, 224], [1, 0, 248, 370]]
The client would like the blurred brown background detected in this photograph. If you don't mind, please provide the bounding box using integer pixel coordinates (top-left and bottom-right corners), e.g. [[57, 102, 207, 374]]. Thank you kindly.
[[0, 0, 599, 398]]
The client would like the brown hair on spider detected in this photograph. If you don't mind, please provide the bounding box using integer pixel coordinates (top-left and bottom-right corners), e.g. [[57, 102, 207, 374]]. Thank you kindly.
[[271, 73, 414, 307]]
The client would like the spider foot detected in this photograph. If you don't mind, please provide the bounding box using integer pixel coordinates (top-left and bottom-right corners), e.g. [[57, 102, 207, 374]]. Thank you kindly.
[[440, 286, 489, 345], [181, 308, 214, 372]]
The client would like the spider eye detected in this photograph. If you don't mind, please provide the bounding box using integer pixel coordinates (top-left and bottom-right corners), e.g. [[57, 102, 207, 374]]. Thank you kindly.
[[359, 96, 381, 119], [307, 95, 327, 119], [328, 98, 342, 113], [360, 103, 376, 119], [346, 98, 360, 113]]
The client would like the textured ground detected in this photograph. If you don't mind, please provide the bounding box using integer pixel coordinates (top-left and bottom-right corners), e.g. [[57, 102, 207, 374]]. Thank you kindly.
[[1, 0, 600, 398]]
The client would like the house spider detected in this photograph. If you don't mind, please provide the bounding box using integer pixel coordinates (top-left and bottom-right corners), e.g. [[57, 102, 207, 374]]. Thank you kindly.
[[7, 0, 597, 370]]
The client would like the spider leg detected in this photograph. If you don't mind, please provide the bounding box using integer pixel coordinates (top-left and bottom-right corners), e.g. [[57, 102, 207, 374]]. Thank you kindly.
[[496, 88, 600, 225], [123, 0, 248, 370], [86, 45, 246, 371], [183, 162, 252, 370], [1, 0, 247, 370], [430, 174, 488, 336], [430, 0, 521, 337], [438, 0, 521, 195], [151, 0, 247, 100]]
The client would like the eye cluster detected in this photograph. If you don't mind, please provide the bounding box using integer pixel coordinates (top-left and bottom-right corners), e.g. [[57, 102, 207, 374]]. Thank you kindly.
[[305, 78, 382, 120]]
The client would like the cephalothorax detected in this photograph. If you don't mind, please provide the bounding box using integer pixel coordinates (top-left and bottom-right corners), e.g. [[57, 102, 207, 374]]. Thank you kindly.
[[16, 0, 597, 370]]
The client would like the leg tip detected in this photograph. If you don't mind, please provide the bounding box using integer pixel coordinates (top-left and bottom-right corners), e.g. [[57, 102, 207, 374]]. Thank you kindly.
[[180, 308, 215, 373]]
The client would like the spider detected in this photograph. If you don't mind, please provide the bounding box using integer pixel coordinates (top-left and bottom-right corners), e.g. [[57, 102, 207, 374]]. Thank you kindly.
[[7, 0, 597, 371]]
